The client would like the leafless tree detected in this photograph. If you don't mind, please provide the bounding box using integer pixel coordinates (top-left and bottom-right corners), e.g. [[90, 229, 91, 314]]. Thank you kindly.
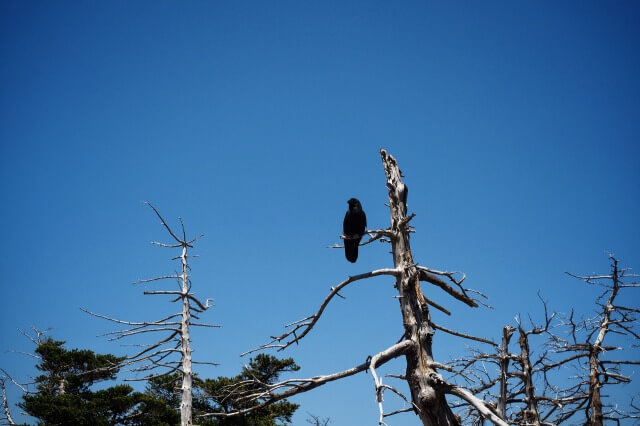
[[306, 412, 331, 426], [555, 255, 639, 425], [0, 327, 49, 426], [0, 381, 13, 426], [446, 299, 560, 425], [446, 256, 639, 425], [201, 149, 507, 425], [83, 203, 218, 426], [0, 375, 17, 426]]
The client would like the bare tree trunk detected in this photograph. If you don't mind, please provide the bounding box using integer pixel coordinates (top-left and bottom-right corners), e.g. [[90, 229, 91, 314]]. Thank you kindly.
[[84, 205, 216, 426], [381, 149, 459, 426], [180, 243, 193, 426], [582, 259, 620, 426], [497, 326, 514, 420], [587, 351, 602, 426], [1, 380, 16, 426], [518, 328, 541, 426]]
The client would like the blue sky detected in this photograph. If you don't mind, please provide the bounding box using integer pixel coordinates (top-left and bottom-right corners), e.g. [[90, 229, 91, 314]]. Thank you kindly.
[[1, 1, 639, 424]]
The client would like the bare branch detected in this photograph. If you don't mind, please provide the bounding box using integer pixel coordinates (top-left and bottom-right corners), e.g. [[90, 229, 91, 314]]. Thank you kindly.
[[81, 308, 181, 327], [417, 267, 478, 308], [243, 268, 400, 355], [445, 383, 508, 426], [0, 369, 31, 395], [424, 297, 451, 316], [369, 340, 417, 424], [383, 407, 414, 418], [431, 322, 498, 348], [144, 201, 185, 244], [203, 340, 413, 419], [133, 275, 181, 285], [0, 380, 15, 426], [329, 228, 395, 249], [17, 327, 51, 346]]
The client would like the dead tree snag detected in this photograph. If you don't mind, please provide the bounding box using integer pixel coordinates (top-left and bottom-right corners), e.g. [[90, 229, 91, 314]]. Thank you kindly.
[[83, 203, 218, 426], [207, 149, 506, 425], [381, 149, 459, 425]]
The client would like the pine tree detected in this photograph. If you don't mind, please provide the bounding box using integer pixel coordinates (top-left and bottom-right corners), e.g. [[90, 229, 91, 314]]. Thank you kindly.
[[145, 354, 300, 425], [19, 338, 176, 425]]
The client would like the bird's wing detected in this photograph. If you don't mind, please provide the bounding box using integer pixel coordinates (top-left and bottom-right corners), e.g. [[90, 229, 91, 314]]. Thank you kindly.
[[343, 210, 350, 234]]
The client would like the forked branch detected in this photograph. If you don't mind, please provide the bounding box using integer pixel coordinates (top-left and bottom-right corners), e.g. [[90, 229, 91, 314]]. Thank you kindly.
[[242, 268, 400, 355], [204, 340, 413, 419], [417, 267, 478, 308]]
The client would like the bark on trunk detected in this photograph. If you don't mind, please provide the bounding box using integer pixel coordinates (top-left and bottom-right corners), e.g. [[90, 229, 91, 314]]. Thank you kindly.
[[498, 326, 514, 420], [180, 243, 193, 426], [585, 258, 618, 426], [1, 381, 15, 425], [518, 329, 541, 426], [587, 351, 603, 426], [381, 149, 459, 426]]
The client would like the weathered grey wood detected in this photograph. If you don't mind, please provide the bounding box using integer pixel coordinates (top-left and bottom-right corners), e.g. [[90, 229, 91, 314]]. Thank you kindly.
[[83, 203, 216, 426], [517, 328, 541, 426], [497, 326, 514, 420], [381, 148, 459, 426], [213, 150, 506, 424], [179, 243, 193, 426]]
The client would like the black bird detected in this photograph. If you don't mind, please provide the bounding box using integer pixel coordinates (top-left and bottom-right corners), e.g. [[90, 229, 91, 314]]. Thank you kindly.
[[343, 198, 367, 263]]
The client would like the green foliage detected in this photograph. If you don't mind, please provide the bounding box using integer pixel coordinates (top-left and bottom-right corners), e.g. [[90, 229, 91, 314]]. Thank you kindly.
[[145, 354, 300, 425], [19, 338, 177, 426], [197, 354, 300, 425], [125, 392, 180, 426], [32, 339, 122, 395], [18, 338, 299, 425]]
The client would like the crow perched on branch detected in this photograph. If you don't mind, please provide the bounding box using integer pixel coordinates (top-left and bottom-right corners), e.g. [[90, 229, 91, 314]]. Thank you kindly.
[[343, 198, 367, 263]]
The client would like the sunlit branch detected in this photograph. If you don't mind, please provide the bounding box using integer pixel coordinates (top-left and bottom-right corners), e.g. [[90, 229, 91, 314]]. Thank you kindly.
[[242, 268, 400, 355]]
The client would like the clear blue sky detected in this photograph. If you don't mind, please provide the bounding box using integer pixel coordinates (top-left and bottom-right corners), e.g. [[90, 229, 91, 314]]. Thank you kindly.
[[1, 2, 639, 424]]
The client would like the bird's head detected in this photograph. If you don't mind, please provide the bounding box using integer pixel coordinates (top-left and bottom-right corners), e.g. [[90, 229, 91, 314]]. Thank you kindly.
[[347, 198, 361, 210]]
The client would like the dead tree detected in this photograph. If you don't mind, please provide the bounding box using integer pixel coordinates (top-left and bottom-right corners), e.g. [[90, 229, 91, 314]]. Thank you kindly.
[[557, 255, 639, 425], [0, 371, 20, 426], [511, 304, 555, 425], [306, 412, 331, 426], [0, 379, 15, 426], [443, 299, 557, 425], [447, 256, 639, 425], [83, 203, 218, 426], [0, 327, 50, 426], [497, 325, 515, 420], [202, 149, 506, 425]]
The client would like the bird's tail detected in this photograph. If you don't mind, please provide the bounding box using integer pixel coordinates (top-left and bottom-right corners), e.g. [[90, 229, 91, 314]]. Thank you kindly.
[[345, 240, 359, 263]]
